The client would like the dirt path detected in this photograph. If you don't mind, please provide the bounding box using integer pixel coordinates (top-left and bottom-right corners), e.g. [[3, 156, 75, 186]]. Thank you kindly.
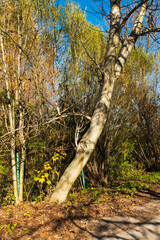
[[83, 199, 160, 239], [107, 214, 160, 240], [64, 189, 160, 239]]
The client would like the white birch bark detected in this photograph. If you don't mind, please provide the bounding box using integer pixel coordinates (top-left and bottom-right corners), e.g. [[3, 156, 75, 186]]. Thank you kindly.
[[19, 116, 26, 202], [0, 33, 19, 204], [17, 10, 26, 202]]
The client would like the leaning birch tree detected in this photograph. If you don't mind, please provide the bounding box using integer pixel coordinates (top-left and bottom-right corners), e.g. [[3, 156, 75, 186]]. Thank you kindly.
[[50, 0, 160, 203]]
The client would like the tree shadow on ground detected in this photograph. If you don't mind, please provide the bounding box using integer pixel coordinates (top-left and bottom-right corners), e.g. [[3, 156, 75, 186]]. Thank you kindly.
[[134, 189, 160, 200], [71, 215, 160, 240]]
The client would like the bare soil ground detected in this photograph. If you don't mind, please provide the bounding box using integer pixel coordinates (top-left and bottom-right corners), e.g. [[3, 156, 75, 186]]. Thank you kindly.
[[0, 187, 160, 240]]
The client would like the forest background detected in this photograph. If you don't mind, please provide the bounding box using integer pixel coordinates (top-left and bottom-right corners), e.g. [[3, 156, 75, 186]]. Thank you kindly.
[[0, 0, 160, 205]]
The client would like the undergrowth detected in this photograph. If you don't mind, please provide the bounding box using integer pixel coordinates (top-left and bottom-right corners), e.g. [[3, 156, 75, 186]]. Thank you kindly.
[[111, 167, 160, 197], [66, 167, 160, 207]]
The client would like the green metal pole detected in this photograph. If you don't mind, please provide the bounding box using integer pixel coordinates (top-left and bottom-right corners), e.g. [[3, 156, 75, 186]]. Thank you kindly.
[[16, 153, 20, 196], [81, 169, 85, 188]]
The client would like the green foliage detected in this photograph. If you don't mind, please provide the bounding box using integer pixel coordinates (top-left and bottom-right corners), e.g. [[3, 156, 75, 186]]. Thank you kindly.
[[6, 208, 12, 218], [139, 172, 160, 184], [23, 227, 30, 234], [5, 223, 17, 235], [112, 170, 160, 197], [68, 192, 76, 200], [33, 195, 43, 203], [2, 187, 15, 206], [121, 140, 137, 162], [80, 186, 107, 203], [0, 163, 6, 175], [59, 2, 106, 115], [0, 154, 11, 206], [107, 139, 137, 180]]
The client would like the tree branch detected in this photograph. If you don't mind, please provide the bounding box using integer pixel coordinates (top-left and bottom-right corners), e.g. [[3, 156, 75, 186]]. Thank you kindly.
[[120, 0, 149, 31], [0, 112, 91, 139], [0, 27, 33, 66], [137, 27, 160, 36], [115, 0, 150, 77]]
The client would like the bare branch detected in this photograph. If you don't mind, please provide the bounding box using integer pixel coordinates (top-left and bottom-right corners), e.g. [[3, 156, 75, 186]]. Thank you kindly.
[[120, 0, 149, 31], [0, 27, 33, 66], [137, 27, 160, 36], [0, 112, 91, 139]]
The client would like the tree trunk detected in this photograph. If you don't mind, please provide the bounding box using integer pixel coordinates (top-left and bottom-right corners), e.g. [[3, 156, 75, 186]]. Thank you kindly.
[[11, 137, 19, 204], [19, 111, 26, 202], [50, 76, 115, 203], [0, 34, 20, 204], [17, 9, 26, 202]]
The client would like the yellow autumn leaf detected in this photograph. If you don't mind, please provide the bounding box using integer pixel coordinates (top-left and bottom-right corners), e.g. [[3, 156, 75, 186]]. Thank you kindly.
[[44, 173, 49, 178], [46, 179, 51, 185], [39, 177, 45, 183], [44, 163, 52, 170], [52, 157, 56, 161], [55, 171, 59, 176], [34, 177, 39, 181]]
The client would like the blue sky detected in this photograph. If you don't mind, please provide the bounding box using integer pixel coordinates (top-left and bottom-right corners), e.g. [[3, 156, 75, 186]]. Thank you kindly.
[[58, 0, 106, 29]]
